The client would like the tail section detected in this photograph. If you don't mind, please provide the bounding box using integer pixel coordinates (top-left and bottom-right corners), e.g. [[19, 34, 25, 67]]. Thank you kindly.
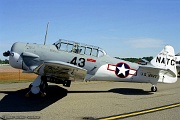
[[150, 45, 177, 83]]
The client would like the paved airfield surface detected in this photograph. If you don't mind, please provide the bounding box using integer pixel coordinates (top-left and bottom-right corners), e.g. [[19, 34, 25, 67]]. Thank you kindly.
[[0, 78, 180, 120]]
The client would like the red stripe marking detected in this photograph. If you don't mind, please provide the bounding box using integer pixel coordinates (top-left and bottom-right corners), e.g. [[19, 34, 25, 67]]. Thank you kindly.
[[87, 58, 96, 62]]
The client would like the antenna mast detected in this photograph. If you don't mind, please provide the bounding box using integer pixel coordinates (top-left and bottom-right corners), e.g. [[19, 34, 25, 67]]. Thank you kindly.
[[44, 22, 49, 45]]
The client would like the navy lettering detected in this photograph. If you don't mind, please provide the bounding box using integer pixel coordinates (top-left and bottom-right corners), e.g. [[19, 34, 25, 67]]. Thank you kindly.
[[156, 57, 175, 66], [156, 57, 161, 63], [171, 59, 175, 66], [161, 58, 165, 64], [166, 58, 170, 65]]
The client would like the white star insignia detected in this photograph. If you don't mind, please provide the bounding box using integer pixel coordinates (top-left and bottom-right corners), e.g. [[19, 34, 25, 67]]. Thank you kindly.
[[117, 64, 129, 76]]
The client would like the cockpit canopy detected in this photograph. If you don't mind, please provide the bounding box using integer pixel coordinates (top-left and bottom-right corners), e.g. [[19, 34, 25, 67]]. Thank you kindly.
[[53, 39, 107, 57]]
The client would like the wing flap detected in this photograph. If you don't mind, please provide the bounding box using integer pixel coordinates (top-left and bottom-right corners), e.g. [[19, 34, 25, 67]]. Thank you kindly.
[[33, 61, 87, 81]]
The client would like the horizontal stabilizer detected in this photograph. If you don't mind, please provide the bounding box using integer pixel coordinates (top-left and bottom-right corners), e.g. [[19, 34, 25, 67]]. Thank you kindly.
[[140, 65, 176, 77]]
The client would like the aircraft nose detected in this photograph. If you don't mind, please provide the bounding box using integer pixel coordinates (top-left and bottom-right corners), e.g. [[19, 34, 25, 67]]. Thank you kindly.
[[9, 42, 27, 69], [9, 52, 23, 69]]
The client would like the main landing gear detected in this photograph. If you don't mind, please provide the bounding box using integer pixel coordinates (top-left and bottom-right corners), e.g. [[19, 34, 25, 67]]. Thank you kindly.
[[25, 76, 48, 97], [151, 85, 157, 92], [25, 75, 72, 97]]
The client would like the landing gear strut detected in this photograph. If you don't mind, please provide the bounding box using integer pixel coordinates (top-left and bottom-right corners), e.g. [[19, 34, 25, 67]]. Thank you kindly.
[[151, 85, 157, 92], [25, 76, 48, 97]]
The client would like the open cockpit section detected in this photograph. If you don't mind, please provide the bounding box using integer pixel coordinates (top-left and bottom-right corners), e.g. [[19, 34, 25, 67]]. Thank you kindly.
[[53, 39, 107, 57]]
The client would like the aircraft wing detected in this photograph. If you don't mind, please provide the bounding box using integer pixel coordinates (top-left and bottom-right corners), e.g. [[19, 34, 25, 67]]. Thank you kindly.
[[21, 52, 87, 81], [33, 61, 87, 81]]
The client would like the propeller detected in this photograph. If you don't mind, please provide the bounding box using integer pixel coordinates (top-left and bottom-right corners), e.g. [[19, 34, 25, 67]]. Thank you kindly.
[[3, 50, 10, 57]]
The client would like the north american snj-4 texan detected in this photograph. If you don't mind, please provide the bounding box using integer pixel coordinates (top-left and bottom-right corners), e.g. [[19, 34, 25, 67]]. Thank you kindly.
[[3, 38, 177, 97]]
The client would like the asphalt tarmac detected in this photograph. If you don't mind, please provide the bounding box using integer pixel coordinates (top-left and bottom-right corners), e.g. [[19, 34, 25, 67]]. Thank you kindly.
[[0, 78, 180, 120]]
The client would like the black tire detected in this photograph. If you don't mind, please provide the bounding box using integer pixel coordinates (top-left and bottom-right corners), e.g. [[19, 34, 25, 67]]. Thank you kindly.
[[151, 86, 157, 92]]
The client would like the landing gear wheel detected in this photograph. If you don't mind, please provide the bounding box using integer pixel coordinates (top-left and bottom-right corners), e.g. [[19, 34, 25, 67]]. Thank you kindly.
[[25, 92, 31, 97], [39, 81, 48, 97], [151, 86, 157, 92], [25, 84, 33, 97], [40, 92, 46, 97], [25, 81, 48, 97]]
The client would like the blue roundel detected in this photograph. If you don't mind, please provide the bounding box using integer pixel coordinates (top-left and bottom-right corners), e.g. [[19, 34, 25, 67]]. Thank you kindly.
[[115, 63, 130, 78]]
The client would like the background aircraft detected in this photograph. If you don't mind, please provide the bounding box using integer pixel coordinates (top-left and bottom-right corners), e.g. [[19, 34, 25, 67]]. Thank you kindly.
[[175, 53, 180, 75], [3, 39, 177, 97]]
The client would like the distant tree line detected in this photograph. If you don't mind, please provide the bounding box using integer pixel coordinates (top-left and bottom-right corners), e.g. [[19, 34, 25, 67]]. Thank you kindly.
[[142, 56, 154, 62], [0, 59, 9, 64]]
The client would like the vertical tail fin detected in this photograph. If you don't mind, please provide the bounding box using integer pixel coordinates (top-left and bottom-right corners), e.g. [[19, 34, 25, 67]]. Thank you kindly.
[[150, 45, 177, 83]]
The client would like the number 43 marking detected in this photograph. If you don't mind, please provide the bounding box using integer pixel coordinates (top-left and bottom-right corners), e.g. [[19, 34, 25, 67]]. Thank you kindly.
[[70, 57, 85, 67]]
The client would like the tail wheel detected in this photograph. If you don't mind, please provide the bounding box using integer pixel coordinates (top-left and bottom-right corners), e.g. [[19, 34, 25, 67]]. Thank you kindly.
[[151, 86, 157, 92]]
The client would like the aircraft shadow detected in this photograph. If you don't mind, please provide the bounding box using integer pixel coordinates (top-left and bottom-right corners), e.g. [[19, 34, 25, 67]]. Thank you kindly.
[[109, 88, 153, 95], [68, 88, 153, 95], [0, 86, 152, 112], [0, 85, 67, 112]]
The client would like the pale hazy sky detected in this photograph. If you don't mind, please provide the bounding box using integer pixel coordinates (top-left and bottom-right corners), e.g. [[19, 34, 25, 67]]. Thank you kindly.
[[0, 0, 180, 60]]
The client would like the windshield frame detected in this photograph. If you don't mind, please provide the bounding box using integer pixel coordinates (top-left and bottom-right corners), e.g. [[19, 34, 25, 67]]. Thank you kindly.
[[53, 39, 107, 57]]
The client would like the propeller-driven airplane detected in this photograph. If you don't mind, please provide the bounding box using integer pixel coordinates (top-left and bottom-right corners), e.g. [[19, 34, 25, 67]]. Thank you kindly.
[[3, 39, 177, 97], [175, 53, 180, 69], [175, 53, 180, 75]]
